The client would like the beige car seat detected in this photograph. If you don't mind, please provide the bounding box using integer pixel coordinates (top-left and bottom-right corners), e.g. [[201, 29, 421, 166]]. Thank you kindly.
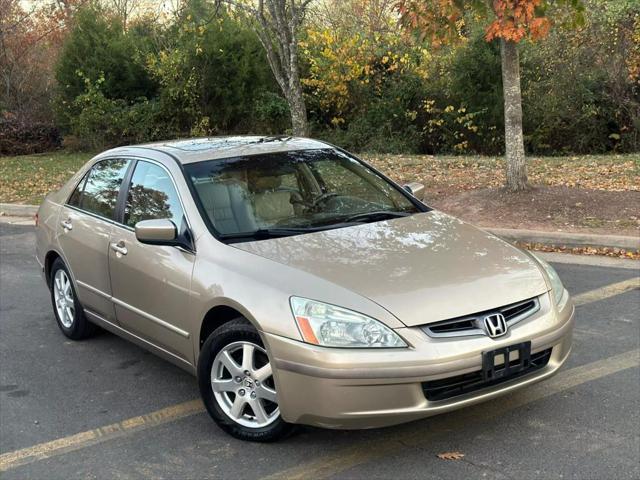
[[195, 180, 257, 233], [249, 175, 295, 225]]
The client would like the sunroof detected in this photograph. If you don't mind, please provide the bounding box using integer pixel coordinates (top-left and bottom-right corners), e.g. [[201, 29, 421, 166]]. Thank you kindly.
[[165, 137, 263, 152]]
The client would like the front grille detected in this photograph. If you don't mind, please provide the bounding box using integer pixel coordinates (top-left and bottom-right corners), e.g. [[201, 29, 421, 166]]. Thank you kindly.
[[502, 299, 537, 320], [424, 297, 540, 338], [422, 348, 552, 402], [429, 319, 476, 335]]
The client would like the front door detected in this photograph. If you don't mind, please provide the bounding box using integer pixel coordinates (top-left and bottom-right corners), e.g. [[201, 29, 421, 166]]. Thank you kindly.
[[57, 158, 131, 321], [108, 160, 195, 362]]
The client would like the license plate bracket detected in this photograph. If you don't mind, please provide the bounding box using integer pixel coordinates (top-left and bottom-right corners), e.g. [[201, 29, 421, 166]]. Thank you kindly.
[[482, 341, 531, 382]]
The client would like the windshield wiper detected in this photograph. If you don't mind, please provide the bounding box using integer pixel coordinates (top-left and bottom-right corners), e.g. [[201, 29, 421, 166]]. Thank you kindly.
[[342, 210, 413, 224], [220, 212, 413, 242], [219, 227, 322, 242]]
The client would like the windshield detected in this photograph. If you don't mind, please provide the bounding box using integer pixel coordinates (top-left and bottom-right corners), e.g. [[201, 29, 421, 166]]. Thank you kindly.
[[185, 149, 423, 240]]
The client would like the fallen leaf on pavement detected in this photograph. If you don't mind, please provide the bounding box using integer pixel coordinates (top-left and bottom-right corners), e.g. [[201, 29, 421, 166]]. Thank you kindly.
[[436, 451, 465, 460], [515, 242, 640, 260]]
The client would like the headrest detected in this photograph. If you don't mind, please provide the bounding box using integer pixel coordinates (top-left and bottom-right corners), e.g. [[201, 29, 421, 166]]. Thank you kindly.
[[250, 175, 282, 193]]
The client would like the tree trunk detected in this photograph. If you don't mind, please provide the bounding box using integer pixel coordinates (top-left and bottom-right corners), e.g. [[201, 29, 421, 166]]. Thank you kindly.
[[287, 76, 309, 137], [247, 0, 310, 137], [500, 39, 528, 191]]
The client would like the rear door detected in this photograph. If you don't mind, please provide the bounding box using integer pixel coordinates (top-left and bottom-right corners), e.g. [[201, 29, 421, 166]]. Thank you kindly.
[[108, 159, 195, 362], [57, 158, 131, 321]]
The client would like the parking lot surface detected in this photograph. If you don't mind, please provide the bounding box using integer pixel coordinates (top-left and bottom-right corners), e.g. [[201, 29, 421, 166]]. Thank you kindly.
[[1, 222, 638, 479]]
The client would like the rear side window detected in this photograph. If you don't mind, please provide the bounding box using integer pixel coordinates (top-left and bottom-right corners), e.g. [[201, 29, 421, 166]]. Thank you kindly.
[[67, 173, 88, 207], [124, 161, 184, 228], [78, 159, 130, 219]]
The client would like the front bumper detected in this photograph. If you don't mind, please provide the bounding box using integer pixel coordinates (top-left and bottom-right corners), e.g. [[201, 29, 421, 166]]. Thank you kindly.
[[264, 292, 575, 429]]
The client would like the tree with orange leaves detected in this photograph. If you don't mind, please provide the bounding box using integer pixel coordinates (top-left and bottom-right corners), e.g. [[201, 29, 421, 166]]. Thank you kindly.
[[395, 0, 584, 191]]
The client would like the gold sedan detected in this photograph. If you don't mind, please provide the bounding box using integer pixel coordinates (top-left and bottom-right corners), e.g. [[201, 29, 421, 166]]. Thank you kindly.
[[35, 137, 574, 441]]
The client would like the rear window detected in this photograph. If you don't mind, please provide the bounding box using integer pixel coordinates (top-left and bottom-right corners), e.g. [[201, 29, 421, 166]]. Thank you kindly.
[[73, 159, 130, 219]]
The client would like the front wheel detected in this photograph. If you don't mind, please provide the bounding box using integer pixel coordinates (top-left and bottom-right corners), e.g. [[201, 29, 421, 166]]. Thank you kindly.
[[197, 318, 294, 442], [49, 258, 95, 340]]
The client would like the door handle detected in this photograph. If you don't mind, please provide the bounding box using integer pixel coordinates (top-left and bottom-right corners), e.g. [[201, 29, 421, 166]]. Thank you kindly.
[[60, 219, 72, 231], [110, 241, 128, 256]]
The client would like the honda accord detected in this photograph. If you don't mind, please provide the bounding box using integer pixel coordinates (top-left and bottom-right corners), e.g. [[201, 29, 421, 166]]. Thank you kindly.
[[35, 136, 574, 441]]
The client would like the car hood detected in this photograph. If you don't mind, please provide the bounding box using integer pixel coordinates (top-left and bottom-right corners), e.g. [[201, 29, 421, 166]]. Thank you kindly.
[[233, 211, 549, 327]]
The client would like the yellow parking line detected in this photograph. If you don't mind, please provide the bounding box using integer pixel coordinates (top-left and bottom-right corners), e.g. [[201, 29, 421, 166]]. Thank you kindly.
[[0, 399, 204, 473], [263, 349, 639, 480], [573, 277, 639, 306], [1, 277, 637, 473]]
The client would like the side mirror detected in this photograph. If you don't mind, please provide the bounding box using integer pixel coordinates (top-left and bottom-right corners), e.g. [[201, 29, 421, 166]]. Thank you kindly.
[[135, 219, 178, 245], [403, 182, 425, 199]]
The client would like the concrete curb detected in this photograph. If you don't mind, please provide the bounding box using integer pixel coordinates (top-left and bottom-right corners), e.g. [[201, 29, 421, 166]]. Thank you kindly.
[[536, 251, 639, 270], [486, 227, 639, 251], [0, 203, 38, 217], [1, 203, 638, 251]]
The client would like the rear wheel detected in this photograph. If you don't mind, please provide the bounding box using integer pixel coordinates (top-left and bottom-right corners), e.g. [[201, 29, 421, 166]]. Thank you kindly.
[[198, 318, 294, 442], [49, 258, 95, 340]]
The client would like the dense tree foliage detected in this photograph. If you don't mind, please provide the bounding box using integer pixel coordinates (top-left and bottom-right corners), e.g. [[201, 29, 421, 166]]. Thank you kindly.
[[54, 0, 286, 148], [395, 0, 588, 190], [215, 0, 315, 136], [55, 6, 156, 105], [0, 0, 637, 156], [145, 0, 283, 135]]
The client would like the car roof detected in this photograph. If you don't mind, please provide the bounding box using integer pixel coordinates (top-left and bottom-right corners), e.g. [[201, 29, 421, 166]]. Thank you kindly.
[[94, 136, 333, 164]]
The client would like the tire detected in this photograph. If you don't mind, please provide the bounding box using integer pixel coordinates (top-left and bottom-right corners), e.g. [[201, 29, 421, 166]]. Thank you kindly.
[[198, 318, 295, 442], [49, 258, 95, 340]]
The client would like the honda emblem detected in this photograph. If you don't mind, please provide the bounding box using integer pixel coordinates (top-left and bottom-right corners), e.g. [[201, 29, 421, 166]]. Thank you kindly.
[[483, 313, 508, 338]]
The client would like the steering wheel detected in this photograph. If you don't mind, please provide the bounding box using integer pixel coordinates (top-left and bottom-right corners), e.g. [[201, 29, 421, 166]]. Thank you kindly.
[[307, 192, 339, 212]]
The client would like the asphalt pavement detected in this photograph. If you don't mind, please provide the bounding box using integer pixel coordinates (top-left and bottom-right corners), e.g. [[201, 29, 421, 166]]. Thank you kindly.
[[1, 222, 638, 479]]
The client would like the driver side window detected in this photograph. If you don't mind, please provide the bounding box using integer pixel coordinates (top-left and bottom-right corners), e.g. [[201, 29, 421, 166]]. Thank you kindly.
[[124, 161, 184, 228]]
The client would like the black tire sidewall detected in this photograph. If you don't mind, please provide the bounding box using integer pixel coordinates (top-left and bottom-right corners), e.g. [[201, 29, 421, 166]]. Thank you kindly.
[[49, 258, 92, 340], [197, 319, 293, 442]]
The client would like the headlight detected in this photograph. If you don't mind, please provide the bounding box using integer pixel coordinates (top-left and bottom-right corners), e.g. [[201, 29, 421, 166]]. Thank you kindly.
[[290, 297, 407, 348], [532, 254, 567, 308]]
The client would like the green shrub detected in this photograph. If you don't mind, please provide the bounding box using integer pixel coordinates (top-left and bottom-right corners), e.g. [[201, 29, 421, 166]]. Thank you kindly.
[[418, 101, 496, 154], [195, 11, 281, 132], [420, 32, 503, 154], [312, 73, 424, 154], [145, 0, 281, 135], [56, 1, 280, 145], [520, 0, 639, 154], [68, 74, 161, 150], [254, 92, 291, 133]]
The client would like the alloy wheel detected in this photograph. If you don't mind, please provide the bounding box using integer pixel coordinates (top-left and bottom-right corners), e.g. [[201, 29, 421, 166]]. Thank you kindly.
[[210, 341, 279, 428], [53, 269, 75, 328]]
